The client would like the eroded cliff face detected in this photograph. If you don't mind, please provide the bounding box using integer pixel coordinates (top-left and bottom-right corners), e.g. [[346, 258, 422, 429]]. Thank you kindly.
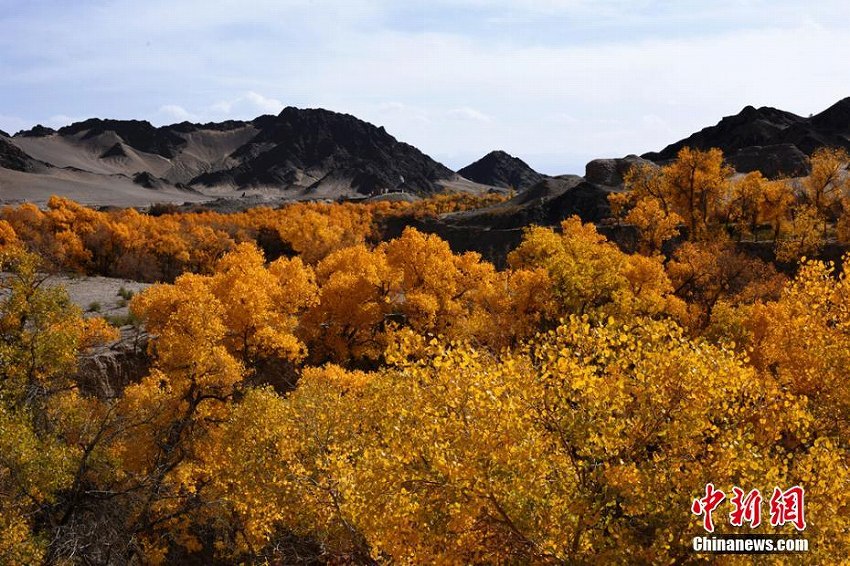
[[76, 326, 150, 398]]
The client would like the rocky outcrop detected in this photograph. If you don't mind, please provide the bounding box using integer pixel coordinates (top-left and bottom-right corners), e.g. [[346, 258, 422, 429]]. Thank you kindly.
[[437, 175, 615, 230], [379, 175, 616, 266], [58, 118, 188, 158], [167, 119, 250, 133], [0, 137, 43, 172], [100, 142, 130, 159], [585, 155, 655, 187], [457, 150, 545, 190], [15, 124, 56, 137], [76, 327, 150, 398], [809, 97, 850, 133], [643, 105, 806, 163], [192, 107, 455, 194], [132, 171, 165, 189], [726, 144, 810, 179], [643, 98, 850, 178]]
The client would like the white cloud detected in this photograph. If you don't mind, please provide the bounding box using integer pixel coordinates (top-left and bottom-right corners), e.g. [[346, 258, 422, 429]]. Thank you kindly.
[[549, 113, 579, 125], [446, 107, 493, 123], [210, 100, 233, 114], [206, 92, 283, 119], [377, 101, 407, 112], [373, 101, 431, 125], [152, 92, 285, 125], [158, 104, 198, 122], [244, 91, 283, 114]]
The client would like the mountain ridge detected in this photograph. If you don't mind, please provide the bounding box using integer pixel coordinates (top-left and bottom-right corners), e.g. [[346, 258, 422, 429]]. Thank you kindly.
[[1, 107, 471, 205], [643, 98, 850, 177], [5, 97, 850, 207]]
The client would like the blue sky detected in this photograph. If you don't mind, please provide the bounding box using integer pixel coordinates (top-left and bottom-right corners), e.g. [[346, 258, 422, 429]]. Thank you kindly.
[[2, 0, 850, 174]]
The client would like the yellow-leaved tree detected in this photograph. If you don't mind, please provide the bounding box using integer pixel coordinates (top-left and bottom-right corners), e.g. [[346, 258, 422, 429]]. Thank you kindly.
[[508, 216, 685, 322], [0, 247, 117, 564], [109, 243, 316, 561], [616, 147, 734, 243], [194, 313, 850, 563]]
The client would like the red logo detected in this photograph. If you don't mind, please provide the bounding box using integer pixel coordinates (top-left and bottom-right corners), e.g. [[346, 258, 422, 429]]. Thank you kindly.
[[769, 486, 806, 531], [692, 485, 806, 532], [729, 487, 762, 528], [691, 483, 726, 533]]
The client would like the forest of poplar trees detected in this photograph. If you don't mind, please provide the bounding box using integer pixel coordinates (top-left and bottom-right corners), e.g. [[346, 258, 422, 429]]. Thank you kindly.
[[2, 147, 850, 563]]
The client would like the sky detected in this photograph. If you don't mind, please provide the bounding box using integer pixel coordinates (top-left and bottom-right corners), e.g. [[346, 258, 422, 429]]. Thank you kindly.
[[2, 0, 850, 175]]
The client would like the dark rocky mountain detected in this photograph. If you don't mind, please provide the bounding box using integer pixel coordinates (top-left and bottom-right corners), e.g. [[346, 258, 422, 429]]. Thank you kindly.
[[16, 124, 56, 137], [8, 96, 850, 208], [726, 144, 810, 180], [457, 150, 545, 190], [643, 98, 850, 178], [644, 105, 804, 161], [809, 97, 850, 134], [57, 118, 188, 158], [167, 119, 250, 133], [0, 136, 44, 172], [192, 107, 455, 194], [0, 128, 9, 138], [3, 107, 460, 200]]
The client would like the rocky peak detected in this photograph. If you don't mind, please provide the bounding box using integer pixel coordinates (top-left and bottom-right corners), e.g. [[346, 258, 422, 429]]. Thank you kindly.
[[457, 150, 545, 190], [15, 124, 57, 137], [639, 99, 850, 178], [193, 106, 454, 194], [58, 118, 187, 158], [809, 97, 850, 132]]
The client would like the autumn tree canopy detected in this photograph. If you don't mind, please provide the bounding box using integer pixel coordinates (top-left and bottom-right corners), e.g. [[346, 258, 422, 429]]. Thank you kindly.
[[5, 174, 850, 563]]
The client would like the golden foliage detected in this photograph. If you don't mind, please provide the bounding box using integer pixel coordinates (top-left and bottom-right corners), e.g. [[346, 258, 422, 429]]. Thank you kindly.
[[6, 186, 850, 563], [625, 196, 682, 253], [803, 146, 849, 217], [206, 315, 850, 563], [508, 217, 683, 322], [0, 194, 504, 282], [0, 249, 116, 563]]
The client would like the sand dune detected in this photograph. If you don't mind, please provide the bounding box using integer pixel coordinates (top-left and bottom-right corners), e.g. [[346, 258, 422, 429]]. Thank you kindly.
[[0, 165, 209, 207]]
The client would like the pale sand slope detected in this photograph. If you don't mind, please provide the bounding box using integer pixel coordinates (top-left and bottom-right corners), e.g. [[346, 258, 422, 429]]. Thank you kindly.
[[0, 169, 500, 208], [0, 166, 211, 207], [12, 127, 259, 185]]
